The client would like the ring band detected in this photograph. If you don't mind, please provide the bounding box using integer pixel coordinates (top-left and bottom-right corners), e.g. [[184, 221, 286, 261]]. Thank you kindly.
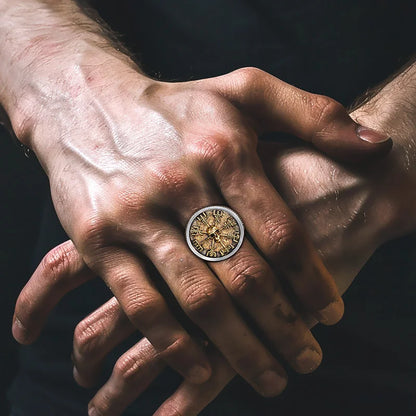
[[185, 205, 244, 262]]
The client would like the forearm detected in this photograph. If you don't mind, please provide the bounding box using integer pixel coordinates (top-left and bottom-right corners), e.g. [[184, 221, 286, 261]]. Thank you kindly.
[[0, 0, 146, 148]]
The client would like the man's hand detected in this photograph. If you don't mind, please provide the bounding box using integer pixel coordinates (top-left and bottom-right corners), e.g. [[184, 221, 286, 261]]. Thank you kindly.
[[16, 124, 412, 415], [13, 55, 416, 414], [2, 0, 392, 397], [10, 64, 375, 392]]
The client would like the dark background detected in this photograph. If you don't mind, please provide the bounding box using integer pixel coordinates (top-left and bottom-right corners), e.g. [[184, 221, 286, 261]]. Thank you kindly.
[[0, 130, 47, 414], [1, 1, 416, 414]]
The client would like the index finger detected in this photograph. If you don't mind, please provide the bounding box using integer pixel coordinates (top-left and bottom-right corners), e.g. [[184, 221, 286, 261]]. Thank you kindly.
[[210, 67, 392, 162]]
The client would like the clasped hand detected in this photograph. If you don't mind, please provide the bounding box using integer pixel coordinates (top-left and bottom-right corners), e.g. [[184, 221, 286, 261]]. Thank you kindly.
[[12, 65, 391, 413]]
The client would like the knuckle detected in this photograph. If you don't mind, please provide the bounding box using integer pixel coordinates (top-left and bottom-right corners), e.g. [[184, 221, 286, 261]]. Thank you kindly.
[[153, 241, 180, 262], [158, 334, 194, 360], [90, 386, 122, 416], [204, 135, 233, 160], [150, 244, 198, 274], [124, 294, 165, 328], [90, 399, 112, 416], [266, 217, 305, 260], [228, 259, 269, 299], [74, 319, 101, 359], [40, 241, 76, 282], [113, 352, 141, 384], [231, 66, 266, 89], [155, 403, 182, 416], [77, 215, 113, 250], [184, 282, 226, 321], [194, 134, 247, 172], [310, 95, 345, 131]]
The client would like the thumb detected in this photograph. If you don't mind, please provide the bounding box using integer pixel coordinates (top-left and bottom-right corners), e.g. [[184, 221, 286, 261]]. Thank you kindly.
[[212, 67, 392, 163]]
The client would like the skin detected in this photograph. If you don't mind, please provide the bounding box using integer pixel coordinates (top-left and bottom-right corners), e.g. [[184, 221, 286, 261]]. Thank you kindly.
[[0, 0, 393, 398], [14, 60, 416, 416]]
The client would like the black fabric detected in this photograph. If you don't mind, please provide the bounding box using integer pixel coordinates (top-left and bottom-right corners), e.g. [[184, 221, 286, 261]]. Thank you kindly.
[[7, 1, 416, 415]]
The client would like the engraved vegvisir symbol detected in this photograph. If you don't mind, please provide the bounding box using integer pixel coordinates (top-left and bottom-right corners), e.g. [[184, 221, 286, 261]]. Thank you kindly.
[[186, 206, 244, 261]]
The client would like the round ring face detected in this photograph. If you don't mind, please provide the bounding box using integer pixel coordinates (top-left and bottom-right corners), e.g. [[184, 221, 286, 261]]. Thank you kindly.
[[186, 206, 244, 262]]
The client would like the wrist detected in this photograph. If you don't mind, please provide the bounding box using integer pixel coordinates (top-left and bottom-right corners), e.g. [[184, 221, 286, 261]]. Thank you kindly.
[[5, 49, 149, 148], [0, 0, 146, 148], [351, 77, 416, 243], [260, 142, 382, 294]]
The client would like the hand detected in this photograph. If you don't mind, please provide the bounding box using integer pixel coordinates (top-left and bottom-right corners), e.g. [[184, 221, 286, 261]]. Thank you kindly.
[[1, 0, 391, 394], [13, 123, 405, 415], [10, 62, 392, 394]]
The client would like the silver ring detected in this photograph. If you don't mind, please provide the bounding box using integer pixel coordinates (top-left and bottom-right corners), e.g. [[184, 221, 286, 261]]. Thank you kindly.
[[185, 205, 245, 262]]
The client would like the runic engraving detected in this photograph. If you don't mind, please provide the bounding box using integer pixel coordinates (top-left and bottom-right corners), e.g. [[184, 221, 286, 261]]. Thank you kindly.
[[187, 207, 243, 261], [232, 230, 240, 243], [222, 217, 237, 229], [212, 209, 224, 223], [190, 224, 204, 237]]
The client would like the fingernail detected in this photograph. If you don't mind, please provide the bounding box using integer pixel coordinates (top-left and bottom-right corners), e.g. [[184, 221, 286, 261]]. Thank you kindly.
[[356, 125, 391, 144], [187, 364, 211, 384], [255, 370, 287, 397], [12, 316, 29, 343], [88, 406, 99, 416], [315, 298, 344, 325], [295, 347, 322, 374]]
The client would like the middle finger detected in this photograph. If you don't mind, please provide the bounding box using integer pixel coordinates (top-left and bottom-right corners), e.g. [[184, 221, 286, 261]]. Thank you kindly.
[[138, 220, 288, 397]]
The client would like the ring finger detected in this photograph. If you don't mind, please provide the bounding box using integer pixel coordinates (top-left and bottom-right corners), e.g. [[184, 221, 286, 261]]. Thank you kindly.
[[137, 220, 288, 397]]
